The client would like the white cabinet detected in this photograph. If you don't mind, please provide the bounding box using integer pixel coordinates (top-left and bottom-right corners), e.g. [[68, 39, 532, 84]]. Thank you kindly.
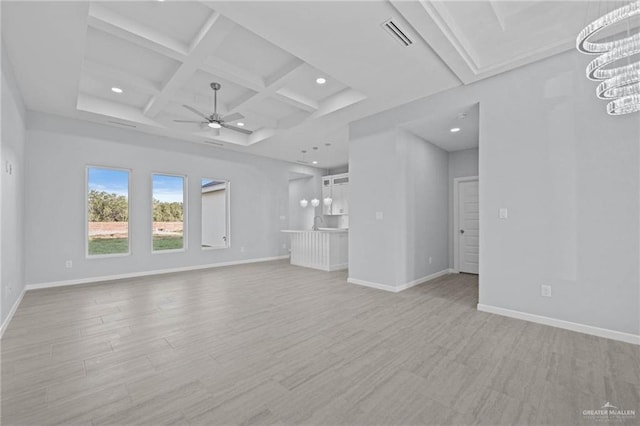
[[322, 177, 332, 215], [282, 229, 348, 271], [322, 173, 349, 215]]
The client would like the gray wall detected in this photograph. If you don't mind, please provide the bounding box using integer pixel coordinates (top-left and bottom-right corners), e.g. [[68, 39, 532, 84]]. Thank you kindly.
[[351, 49, 639, 335], [348, 128, 449, 289], [288, 176, 322, 231], [1, 46, 26, 327], [24, 112, 319, 286], [396, 129, 449, 284], [349, 130, 399, 287], [448, 148, 479, 268]]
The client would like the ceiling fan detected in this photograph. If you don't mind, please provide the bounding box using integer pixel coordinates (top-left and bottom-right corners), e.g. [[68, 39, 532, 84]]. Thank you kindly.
[[174, 82, 252, 135]]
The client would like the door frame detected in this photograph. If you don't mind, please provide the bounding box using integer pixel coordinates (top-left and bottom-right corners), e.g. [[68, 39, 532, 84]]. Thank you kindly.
[[453, 176, 479, 273]]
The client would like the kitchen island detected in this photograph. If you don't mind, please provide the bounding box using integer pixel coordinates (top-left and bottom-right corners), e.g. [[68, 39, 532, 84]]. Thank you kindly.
[[281, 229, 348, 271]]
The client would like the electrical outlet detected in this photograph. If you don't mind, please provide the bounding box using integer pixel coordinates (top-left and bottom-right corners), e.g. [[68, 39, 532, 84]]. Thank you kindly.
[[375, 211, 383, 220], [541, 285, 552, 298], [65, 260, 73, 268], [240, 246, 245, 253], [282, 243, 287, 249], [428, 257, 433, 264]]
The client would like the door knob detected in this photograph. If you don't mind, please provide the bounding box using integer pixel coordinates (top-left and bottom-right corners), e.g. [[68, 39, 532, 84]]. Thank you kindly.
[[460, 229, 465, 234]]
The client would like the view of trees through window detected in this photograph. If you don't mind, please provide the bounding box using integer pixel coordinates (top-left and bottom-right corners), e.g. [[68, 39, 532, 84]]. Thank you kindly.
[[87, 167, 130, 256], [152, 174, 185, 251]]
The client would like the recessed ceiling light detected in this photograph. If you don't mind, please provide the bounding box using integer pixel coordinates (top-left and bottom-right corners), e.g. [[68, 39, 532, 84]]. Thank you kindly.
[[111, 87, 123, 94], [237, 122, 245, 127], [316, 77, 326, 85], [208, 122, 221, 129], [312, 161, 318, 164], [450, 127, 461, 133]]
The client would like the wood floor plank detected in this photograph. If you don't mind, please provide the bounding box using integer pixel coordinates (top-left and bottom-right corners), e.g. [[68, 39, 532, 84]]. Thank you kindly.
[[2, 260, 638, 425]]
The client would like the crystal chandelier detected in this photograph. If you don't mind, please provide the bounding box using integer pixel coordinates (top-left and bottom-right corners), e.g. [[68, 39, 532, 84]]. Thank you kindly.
[[576, 1, 640, 115]]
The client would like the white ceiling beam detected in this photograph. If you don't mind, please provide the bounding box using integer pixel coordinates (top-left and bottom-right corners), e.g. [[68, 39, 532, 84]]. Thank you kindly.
[[310, 88, 367, 119], [77, 93, 160, 126], [143, 12, 236, 117], [201, 57, 265, 92], [274, 88, 318, 113], [82, 60, 161, 96], [248, 127, 277, 145], [190, 129, 249, 147], [87, 3, 187, 62], [225, 58, 305, 113]]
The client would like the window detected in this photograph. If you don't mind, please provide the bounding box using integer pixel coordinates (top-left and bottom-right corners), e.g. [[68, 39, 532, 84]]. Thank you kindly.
[[152, 174, 185, 252], [87, 167, 130, 256], [201, 178, 230, 249]]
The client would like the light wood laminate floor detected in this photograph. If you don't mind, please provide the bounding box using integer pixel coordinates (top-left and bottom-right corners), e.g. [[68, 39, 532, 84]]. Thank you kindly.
[[2, 260, 638, 425]]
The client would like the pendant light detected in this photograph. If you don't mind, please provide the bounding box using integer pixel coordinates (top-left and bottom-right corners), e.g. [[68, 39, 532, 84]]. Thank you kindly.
[[323, 143, 333, 207], [299, 149, 310, 207]]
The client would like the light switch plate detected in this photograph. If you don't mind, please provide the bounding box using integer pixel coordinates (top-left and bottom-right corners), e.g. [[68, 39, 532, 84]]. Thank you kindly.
[[375, 211, 383, 220], [541, 285, 552, 297], [499, 208, 508, 219]]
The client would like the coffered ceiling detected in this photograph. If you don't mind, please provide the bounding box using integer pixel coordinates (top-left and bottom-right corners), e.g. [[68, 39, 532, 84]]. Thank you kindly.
[[1, 1, 616, 166]]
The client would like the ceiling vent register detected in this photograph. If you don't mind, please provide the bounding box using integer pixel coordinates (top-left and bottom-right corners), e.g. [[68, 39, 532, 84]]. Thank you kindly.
[[382, 19, 413, 47]]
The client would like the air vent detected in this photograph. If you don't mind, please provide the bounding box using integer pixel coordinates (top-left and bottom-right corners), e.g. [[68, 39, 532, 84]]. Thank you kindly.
[[382, 19, 413, 47], [205, 141, 224, 146], [296, 160, 309, 165], [107, 121, 136, 128]]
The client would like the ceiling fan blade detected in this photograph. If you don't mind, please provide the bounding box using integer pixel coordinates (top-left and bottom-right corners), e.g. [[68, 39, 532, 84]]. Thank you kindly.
[[221, 123, 253, 135], [173, 120, 207, 123], [182, 105, 210, 120], [222, 112, 244, 122]]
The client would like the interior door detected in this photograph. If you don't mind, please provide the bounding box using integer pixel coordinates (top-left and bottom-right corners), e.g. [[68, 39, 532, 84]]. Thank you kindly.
[[458, 180, 479, 274]]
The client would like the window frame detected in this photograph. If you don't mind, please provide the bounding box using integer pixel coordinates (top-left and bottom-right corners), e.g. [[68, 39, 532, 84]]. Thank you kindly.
[[151, 172, 188, 254], [85, 165, 132, 259], [200, 178, 231, 251]]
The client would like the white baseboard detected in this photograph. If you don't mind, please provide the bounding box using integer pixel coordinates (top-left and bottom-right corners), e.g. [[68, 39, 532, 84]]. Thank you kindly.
[[328, 263, 348, 272], [26, 255, 290, 291], [348, 269, 450, 293], [291, 262, 348, 272], [396, 269, 451, 291], [1, 286, 26, 339], [347, 278, 399, 292], [477, 304, 640, 346]]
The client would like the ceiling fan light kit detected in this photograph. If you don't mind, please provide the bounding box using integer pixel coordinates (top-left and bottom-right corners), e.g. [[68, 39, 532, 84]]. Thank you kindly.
[[174, 82, 253, 134], [576, 1, 640, 115]]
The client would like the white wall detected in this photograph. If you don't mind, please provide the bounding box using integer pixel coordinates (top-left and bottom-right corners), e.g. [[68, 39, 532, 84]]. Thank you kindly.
[[1, 46, 26, 329], [351, 49, 639, 336], [24, 112, 320, 286], [449, 148, 479, 268], [348, 128, 449, 289]]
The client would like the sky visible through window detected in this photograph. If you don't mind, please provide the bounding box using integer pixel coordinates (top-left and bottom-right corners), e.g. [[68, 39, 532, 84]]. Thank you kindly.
[[153, 175, 184, 203], [88, 168, 128, 196]]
